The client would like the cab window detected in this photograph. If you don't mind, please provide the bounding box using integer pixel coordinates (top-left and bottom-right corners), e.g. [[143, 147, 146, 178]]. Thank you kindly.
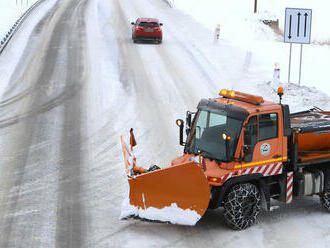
[[259, 113, 278, 141]]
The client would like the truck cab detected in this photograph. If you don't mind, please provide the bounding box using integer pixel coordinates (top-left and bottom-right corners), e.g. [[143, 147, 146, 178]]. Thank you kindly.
[[173, 89, 289, 183]]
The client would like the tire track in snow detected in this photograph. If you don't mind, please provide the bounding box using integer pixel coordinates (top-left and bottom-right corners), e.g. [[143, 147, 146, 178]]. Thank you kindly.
[[0, 0, 88, 246], [0, 1, 60, 105], [112, 0, 180, 165], [0, 1, 73, 246], [144, 0, 220, 91], [53, 0, 89, 247], [0, 0, 68, 128], [145, 0, 254, 91]]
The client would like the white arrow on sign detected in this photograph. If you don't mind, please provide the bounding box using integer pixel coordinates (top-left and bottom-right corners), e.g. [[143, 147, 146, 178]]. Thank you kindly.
[[284, 8, 312, 44]]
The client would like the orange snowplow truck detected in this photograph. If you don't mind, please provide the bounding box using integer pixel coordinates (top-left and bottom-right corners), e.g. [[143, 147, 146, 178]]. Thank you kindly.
[[120, 89, 330, 229]]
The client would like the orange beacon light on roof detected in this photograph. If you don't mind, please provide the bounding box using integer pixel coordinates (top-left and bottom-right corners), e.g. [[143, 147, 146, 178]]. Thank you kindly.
[[219, 89, 264, 105]]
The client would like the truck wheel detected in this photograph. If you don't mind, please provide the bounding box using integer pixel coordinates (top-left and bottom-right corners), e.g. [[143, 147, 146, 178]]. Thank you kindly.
[[223, 183, 261, 230], [321, 183, 330, 211]]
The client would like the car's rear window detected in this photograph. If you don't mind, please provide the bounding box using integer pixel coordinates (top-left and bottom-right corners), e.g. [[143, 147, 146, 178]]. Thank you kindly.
[[139, 22, 159, 27]]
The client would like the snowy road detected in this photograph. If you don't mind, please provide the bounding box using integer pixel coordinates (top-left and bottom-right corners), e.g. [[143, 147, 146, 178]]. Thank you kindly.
[[0, 0, 329, 247]]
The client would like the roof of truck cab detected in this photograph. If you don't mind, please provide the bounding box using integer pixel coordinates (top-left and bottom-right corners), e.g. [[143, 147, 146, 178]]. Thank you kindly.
[[212, 97, 282, 114], [137, 18, 159, 23]]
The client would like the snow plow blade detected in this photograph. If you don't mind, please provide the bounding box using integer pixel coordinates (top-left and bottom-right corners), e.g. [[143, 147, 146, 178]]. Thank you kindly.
[[123, 162, 210, 225], [120, 133, 210, 225]]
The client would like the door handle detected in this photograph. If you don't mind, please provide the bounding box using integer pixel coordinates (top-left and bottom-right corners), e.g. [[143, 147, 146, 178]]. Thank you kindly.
[[272, 155, 281, 158]]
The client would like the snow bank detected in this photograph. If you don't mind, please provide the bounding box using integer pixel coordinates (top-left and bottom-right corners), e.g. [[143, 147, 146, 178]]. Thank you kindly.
[[174, 0, 276, 44], [0, 0, 57, 99], [120, 198, 201, 226], [174, 0, 330, 44], [173, 0, 330, 100], [256, 81, 330, 112]]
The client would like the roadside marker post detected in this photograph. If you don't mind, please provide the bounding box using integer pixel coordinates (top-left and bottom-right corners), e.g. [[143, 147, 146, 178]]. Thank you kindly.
[[273, 63, 280, 84], [284, 8, 312, 85], [214, 24, 221, 41]]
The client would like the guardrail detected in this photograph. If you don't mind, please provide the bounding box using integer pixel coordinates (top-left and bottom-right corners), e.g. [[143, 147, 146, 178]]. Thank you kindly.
[[0, 0, 44, 55]]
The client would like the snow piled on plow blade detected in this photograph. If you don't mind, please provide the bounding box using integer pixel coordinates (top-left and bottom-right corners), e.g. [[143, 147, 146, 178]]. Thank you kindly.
[[120, 198, 201, 226], [119, 162, 210, 226]]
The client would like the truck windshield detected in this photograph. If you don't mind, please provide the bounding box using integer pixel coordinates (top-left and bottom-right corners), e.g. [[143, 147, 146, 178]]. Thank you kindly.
[[185, 110, 243, 162]]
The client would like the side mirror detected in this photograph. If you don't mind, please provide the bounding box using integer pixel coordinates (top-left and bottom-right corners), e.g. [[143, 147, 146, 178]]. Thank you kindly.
[[185, 111, 195, 135], [243, 128, 253, 162], [176, 119, 185, 146], [131, 22, 135, 25], [243, 145, 250, 154], [244, 129, 251, 145], [186, 112, 192, 135], [186, 111, 192, 128], [243, 145, 252, 162], [159, 23, 163, 26]]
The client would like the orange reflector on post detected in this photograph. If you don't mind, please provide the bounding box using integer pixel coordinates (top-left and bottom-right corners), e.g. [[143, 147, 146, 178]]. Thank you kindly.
[[219, 89, 264, 105]]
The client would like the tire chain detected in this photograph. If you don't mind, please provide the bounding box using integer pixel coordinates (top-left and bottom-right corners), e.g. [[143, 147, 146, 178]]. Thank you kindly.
[[224, 183, 261, 230]]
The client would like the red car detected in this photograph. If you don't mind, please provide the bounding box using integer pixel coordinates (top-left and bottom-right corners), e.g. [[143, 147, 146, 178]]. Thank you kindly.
[[131, 18, 163, 44]]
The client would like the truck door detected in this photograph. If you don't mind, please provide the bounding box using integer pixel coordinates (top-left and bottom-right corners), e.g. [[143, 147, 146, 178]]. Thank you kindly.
[[254, 112, 283, 163], [244, 112, 283, 165]]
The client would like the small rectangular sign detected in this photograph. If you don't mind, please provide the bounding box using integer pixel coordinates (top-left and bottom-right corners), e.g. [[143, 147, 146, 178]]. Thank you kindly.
[[284, 8, 312, 44]]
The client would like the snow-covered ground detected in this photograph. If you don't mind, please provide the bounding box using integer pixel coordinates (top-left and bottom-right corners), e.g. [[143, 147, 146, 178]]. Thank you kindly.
[[0, 0, 39, 40], [174, 0, 330, 101], [174, 0, 330, 43], [0, 0, 57, 99]]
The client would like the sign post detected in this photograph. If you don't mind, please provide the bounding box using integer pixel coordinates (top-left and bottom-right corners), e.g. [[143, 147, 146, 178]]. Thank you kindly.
[[284, 8, 312, 85], [288, 43, 292, 84]]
